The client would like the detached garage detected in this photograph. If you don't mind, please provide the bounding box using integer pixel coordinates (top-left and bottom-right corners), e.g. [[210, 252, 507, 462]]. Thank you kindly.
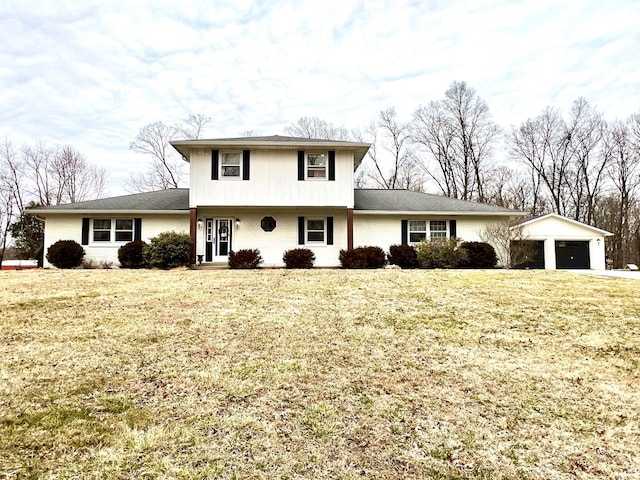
[[513, 214, 613, 270]]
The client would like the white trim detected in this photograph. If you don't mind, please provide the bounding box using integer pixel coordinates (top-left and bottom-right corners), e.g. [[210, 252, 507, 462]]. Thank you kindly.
[[516, 213, 613, 236], [305, 152, 328, 180], [305, 217, 327, 244], [354, 210, 524, 216]]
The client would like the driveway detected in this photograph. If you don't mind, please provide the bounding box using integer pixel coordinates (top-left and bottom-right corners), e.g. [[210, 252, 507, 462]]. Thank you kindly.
[[571, 270, 640, 279]]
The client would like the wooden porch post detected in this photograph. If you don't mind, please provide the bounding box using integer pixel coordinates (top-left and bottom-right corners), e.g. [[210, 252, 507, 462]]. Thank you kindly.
[[347, 208, 354, 250], [189, 208, 197, 265]]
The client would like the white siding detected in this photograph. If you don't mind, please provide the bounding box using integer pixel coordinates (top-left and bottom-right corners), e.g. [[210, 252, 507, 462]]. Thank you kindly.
[[196, 208, 347, 267], [353, 214, 507, 252], [189, 149, 354, 208], [520, 216, 609, 270], [42, 214, 189, 268]]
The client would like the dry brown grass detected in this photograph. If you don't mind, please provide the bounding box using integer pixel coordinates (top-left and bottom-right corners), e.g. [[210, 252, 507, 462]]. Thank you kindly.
[[0, 269, 638, 479]]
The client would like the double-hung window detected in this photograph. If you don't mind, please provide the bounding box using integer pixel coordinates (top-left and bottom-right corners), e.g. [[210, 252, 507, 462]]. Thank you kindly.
[[306, 153, 327, 179], [408, 220, 448, 243], [92, 218, 134, 243], [430, 220, 447, 239], [221, 152, 241, 178], [306, 219, 326, 243]]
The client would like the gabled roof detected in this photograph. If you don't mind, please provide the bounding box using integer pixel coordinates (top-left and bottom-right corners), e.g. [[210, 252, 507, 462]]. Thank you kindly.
[[171, 135, 371, 168], [516, 213, 614, 236], [28, 188, 189, 214], [354, 189, 526, 216]]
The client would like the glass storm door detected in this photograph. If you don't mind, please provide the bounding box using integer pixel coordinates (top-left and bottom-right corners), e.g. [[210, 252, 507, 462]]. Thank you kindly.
[[204, 218, 232, 262]]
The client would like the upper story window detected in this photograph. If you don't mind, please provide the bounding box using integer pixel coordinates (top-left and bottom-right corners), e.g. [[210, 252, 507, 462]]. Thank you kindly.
[[221, 152, 241, 178], [306, 153, 327, 179], [92, 218, 134, 243]]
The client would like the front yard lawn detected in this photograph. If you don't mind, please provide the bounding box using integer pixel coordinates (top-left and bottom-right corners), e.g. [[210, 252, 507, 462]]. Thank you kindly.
[[1, 269, 638, 479]]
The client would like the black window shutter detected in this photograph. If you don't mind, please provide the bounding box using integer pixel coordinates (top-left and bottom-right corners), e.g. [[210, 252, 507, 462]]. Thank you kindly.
[[328, 151, 335, 181], [81, 218, 90, 245], [242, 150, 250, 180], [326, 216, 333, 245], [211, 150, 219, 180], [449, 219, 457, 238], [401, 219, 408, 245], [298, 151, 305, 181], [134, 218, 142, 241], [298, 216, 305, 245]]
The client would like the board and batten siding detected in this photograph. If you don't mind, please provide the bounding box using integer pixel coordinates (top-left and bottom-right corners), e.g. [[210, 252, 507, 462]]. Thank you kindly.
[[42, 214, 190, 268], [189, 148, 355, 208]]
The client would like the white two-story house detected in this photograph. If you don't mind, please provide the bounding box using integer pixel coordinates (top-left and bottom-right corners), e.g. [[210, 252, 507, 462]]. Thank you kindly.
[[30, 135, 610, 269]]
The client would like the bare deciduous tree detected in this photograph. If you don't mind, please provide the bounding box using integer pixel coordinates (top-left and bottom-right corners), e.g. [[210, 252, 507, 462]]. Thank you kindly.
[[508, 107, 573, 216], [285, 116, 350, 140], [412, 81, 499, 202], [354, 108, 424, 191], [480, 219, 536, 268], [128, 114, 211, 192]]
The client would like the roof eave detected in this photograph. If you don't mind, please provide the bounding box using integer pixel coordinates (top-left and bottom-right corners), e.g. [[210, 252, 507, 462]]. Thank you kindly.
[[354, 210, 527, 216], [27, 209, 189, 215]]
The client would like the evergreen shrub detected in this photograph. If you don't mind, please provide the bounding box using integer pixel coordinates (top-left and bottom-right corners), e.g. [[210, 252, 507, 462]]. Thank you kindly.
[[283, 248, 315, 269], [339, 246, 386, 268], [228, 249, 263, 269], [388, 244, 418, 268], [415, 238, 467, 269], [460, 241, 497, 268], [46, 240, 85, 269], [118, 240, 148, 269], [143, 231, 191, 269]]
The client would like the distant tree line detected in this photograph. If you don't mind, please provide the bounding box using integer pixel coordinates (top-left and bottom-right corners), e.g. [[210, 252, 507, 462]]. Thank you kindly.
[[285, 81, 640, 268], [0, 141, 108, 264]]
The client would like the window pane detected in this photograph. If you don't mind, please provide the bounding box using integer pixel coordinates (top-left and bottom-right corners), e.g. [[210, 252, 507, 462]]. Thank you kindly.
[[221, 153, 241, 165], [93, 231, 110, 242], [307, 168, 326, 178], [410, 232, 426, 243], [307, 231, 324, 242], [307, 154, 326, 166], [116, 219, 133, 230], [307, 220, 324, 231], [115, 231, 133, 242], [430, 220, 447, 231], [93, 219, 111, 229], [409, 220, 426, 231], [222, 165, 240, 176]]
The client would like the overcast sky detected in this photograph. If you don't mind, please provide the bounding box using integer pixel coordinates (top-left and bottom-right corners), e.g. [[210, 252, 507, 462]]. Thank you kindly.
[[1, 0, 639, 194]]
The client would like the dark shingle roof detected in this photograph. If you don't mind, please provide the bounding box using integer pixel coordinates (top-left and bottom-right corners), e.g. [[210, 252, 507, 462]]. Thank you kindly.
[[354, 189, 525, 215], [28, 188, 189, 213], [29, 188, 524, 216]]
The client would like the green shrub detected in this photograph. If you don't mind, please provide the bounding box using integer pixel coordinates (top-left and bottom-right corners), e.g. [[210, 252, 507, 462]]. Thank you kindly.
[[143, 231, 191, 269], [339, 246, 386, 269], [46, 240, 85, 269], [460, 241, 497, 268], [228, 249, 263, 269], [283, 248, 315, 269], [388, 244, 418, 268], [415, 238, 467, 269], [118, 240, 148, 269]]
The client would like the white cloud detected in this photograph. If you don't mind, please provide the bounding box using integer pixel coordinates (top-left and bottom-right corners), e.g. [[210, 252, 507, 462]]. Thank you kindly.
[[0, 0, 639, 194]]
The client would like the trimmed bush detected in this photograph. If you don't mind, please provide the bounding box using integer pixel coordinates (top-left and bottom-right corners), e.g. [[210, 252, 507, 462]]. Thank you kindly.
[[388, 244, 418, 268], [415, 238, 467, 269], [283, 248, 315, 269], [143, 231, 191, 269], [228, 249, 263, 269], [118, 240, 148, 269], [46, 240, 85, 269], [460, 241, 497, 268], [339, 246, 386, 269]]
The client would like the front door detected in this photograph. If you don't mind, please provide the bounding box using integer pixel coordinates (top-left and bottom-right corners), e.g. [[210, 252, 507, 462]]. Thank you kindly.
[[204, 218, 233, 262]]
